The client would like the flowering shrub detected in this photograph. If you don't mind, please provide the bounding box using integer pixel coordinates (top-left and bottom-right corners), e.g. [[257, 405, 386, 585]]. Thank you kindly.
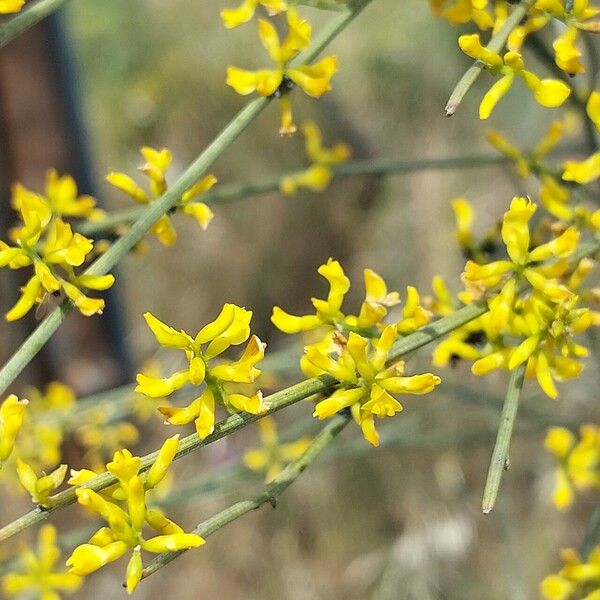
[[0, 0, 599, 597]]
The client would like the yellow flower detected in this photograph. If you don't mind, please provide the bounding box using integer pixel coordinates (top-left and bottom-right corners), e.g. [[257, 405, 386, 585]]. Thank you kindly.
[[67, 440, 204, 593], [280, 120, 351, 196], [136, 306, 266, 439], [554, 26, 584, 75], [545, 425, 600, 511], [0, 0, 24, 13], [221, 0, 287, 28], [588, 91, 600, 132], [243, 416, 311, 481], [0, 395, 28, 465], [535, 0, 600, 74], [308, 325, 441, 446], [430, 0, 494, 29], [541, 546, 600, 600], [463, 197, 578, 303], [507, 11, 550, 51], [12, 169, 102, 220], [106, 146, 217, 245], [458, 34, 571, 119], [271, 258, 350, 333], [226, 8, 337, 134], [396, 286, 431, 334], [563, 152, 600, 184], [16, 459, 67, 507], [272, 259, 401, 338], [2, 524, 82, 599]]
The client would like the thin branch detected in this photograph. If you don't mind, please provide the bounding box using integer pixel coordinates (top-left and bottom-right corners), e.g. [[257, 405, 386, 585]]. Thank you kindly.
[[78, 153, 512, 237], [0, 0, 373, 399], [482, 362, 526, 514], [445, 0, 536, 117], [140, 412, 351, 581], [579, 499, 600, 559], [0, 0, 70, 49]]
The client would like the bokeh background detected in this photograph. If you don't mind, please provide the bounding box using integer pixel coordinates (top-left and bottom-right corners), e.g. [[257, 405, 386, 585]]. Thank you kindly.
[[0, 1, 599, 598]]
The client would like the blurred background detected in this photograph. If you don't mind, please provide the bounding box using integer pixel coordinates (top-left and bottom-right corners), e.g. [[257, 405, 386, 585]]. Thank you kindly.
[[0, 0, 599, 598]]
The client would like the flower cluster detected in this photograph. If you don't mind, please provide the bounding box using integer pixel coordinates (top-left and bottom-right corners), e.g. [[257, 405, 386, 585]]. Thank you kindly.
[[136, 306, 266, 439], [466, 198, 597, 395], [2, 525, 82, 600], [458, 33, 570, 119], [226, 7, 337, 134], [106, 146, 217, 245], [541, 546, 600, 600], [545, 425, 600, 510], [280, 121, 351, 196], [0, 183, 113, 320], [66, 438, 203, 594], [304, 325, 441, 446], [243, 416, 311, 482]]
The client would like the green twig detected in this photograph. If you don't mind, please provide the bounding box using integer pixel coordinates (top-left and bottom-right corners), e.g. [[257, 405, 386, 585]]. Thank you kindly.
[[78, 153, 512, 237], [140, 412, 351, 581], [445, 0, 535, 116], [482, 363, 526, 514], [0, 0, 69, 48], [0, 0, 372, 399], [579, 499, 600, 559]]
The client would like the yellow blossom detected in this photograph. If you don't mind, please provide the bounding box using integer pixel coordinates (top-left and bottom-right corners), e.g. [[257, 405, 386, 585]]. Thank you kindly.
[[430, 0, 494, 29], [0, 395, 27, 466], [458, 34, 571, 119], [221, 0, 287, 28], [106, 146, 217, 245], [16, 459, 67, 507], [0, 0, 24, 14], [243, 416, 311, 481], [541, 546, 600, 600], [135, 306, 266, 439], [226, 8, 337, 134], [280, 121, 351, 196], [2, 524, 82, 599], [463, 197, 578, 303], [11, 169, 102, 220], [563, 152, 600, 184], [545, 425, 600, 510], [272, 259, 400, 337]]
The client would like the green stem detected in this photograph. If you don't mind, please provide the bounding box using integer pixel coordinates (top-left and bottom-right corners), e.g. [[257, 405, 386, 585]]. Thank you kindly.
[[0, 0, 70, 48], [0, 298, 487, 543], [140, 412, 350, 581], [445, 0, 535, 116], [579, 499, 600, 559], [0, 0, 372, 398], [481, 362, 526, 514], [78, 153, 511, 237]]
